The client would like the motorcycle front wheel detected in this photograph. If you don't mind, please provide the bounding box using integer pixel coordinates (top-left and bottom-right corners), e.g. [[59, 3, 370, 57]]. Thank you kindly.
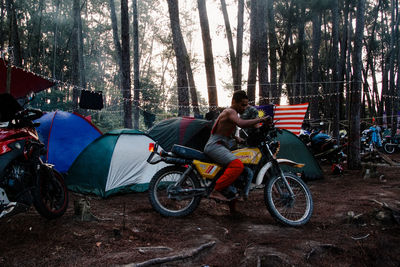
[[148, 166, 202, 217], [33, 166, 69, 219], [383, 142, 396, 154], [264, 172, 313, 226]]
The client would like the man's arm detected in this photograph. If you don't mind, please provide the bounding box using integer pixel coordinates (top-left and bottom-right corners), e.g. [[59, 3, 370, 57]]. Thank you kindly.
[[228, 109, 270, 128]]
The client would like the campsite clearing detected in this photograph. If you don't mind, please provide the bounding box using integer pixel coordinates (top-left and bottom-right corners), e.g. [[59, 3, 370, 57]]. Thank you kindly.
[[1, 159, 400, 266]]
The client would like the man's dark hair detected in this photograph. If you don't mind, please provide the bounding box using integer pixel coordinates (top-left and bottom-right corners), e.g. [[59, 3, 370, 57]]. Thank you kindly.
[[232, 90, 248, 103]]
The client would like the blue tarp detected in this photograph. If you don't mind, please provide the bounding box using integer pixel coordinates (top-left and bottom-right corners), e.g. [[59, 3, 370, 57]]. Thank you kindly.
[[35, 111, 102, 173]]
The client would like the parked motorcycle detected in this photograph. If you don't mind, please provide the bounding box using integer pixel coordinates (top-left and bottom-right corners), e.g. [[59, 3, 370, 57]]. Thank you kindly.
[[382, 132, 400, 154], [147, 123, 313, 227], [300, 129, 346, 165], [0, 93, 68, 219]]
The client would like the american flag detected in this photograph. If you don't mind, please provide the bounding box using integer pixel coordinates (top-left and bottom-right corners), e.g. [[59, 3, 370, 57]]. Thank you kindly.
[[273, 103, 309, 135]]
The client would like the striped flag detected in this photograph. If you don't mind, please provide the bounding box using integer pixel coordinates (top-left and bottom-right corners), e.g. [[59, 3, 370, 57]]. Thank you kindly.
[[273, 103, 309, 135]]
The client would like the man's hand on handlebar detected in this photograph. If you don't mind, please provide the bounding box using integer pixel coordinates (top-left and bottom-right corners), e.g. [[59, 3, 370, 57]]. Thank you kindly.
[[259, 115, 272, 125]]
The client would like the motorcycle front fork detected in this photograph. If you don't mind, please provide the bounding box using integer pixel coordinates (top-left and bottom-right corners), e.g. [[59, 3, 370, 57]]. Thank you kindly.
[[271, 161, 295, 198]]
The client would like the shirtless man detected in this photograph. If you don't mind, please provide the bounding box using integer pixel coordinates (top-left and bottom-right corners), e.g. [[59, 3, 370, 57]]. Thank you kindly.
[[204, 90, 270, 202]]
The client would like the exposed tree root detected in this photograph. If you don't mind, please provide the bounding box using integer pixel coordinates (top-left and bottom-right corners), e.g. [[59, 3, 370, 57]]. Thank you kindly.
[[125, 241, 216, 267]]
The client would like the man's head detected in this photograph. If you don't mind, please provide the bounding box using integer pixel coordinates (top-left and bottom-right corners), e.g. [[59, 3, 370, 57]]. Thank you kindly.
[[231, 90, 249, 114]]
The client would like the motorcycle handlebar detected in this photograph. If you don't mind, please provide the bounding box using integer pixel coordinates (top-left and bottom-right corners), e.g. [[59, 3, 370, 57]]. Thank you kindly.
[[15, 108, 43, 121]]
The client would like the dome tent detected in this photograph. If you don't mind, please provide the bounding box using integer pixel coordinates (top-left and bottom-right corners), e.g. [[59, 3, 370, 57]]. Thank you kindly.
[[35, 111, 102, 173], [148, 117, 213, 151], [275, 129, 323, 180], [65, 129, 169, 198]]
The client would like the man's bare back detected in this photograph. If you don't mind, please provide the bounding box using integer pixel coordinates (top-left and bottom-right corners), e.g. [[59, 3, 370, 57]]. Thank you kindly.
[[212, 108, 240, 137]]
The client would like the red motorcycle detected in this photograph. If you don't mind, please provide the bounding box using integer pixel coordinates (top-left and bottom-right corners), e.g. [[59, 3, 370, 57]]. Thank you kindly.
[[0, 93, 68, 219]]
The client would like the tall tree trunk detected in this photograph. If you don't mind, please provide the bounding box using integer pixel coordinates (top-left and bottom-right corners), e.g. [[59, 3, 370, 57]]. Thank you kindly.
[[331, 0, 340, 142], [6, 0, 22, 66], [371, 59, 380, 118], [310, 8, 321, 120], [167, 0, 190, 116], [219, 0, 244, 93], [220, 0, 236, 89], [109, 0, 122, 70], [295, 3, 306, 105], [30, 0, 44, 72], [197, 0, 218, 109], [345, 7, 353, 122], [78, 1, 86, 89], [389, 0, 399, 135], [267, 0, 278, 103], [348, 0, 365, 170], [52, 0, 60, 78], [184, 51, 200, 117], [277, 1, 294, 104], [364, 1, 380, 120], [0, 0, 4, 50], [121, 0, 132, 128], [338, 0, 349, 122], [257, 0, 268, 105], [235, 0, 244, 92], [397, 1, 400, 116], [133, 0, 140, 129], [381, 6, 390, 126], [247, 0, 257, 104], [71, 0, 81, 110]]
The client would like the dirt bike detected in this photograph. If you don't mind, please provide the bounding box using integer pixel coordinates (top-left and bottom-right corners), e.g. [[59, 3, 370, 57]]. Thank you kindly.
[[382, 133, 400, 154], [147, 123, 313, 227], [0, 93, 68, 219]]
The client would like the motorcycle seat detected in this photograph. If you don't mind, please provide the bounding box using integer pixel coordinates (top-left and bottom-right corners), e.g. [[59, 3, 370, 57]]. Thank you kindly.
[[171, 144, 213, 162]]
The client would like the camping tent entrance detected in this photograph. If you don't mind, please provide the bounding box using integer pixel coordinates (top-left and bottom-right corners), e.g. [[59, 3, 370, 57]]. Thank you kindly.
[[66, 129, 169, 198]]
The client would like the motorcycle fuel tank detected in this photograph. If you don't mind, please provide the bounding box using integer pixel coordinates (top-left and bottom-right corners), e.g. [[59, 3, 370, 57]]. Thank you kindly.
[[232, 148, 262, 165]]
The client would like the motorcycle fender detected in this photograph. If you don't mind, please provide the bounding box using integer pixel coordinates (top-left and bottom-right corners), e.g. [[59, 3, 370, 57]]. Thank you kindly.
[[255, 159, 305, 185]]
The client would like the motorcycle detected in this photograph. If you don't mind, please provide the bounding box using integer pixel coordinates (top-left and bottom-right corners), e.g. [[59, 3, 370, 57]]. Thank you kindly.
[[146, 123, 313, 227], [300, 129, 346, 165], [382, 132, 400, 154], [0, 93, 68, 219]]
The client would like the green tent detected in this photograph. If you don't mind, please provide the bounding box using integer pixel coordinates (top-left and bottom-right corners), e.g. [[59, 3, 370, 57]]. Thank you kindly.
[[275, 129, 323, 180], [148, 117, 213, 151], [65, 129, 169, 198]]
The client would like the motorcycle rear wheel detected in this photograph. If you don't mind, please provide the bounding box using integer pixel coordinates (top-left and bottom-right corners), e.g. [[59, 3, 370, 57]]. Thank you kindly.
[[148, 166, 202, 217], [33, 166, 69, 219], [264, 172, 313, 226], [383, 142, 395, 154]]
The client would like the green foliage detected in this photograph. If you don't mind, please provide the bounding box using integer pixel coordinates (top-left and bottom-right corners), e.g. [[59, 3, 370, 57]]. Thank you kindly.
[[30, 88, 74, 112]]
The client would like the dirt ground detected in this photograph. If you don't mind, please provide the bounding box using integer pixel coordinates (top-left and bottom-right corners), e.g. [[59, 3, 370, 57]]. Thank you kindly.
[[1, 155, 400, 267]]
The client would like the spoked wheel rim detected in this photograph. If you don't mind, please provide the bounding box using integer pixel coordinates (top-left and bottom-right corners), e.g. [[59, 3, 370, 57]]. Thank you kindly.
[[269, 175, 311, 223], [154, 171, 197, 214], [384, 143, 395, 154]]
